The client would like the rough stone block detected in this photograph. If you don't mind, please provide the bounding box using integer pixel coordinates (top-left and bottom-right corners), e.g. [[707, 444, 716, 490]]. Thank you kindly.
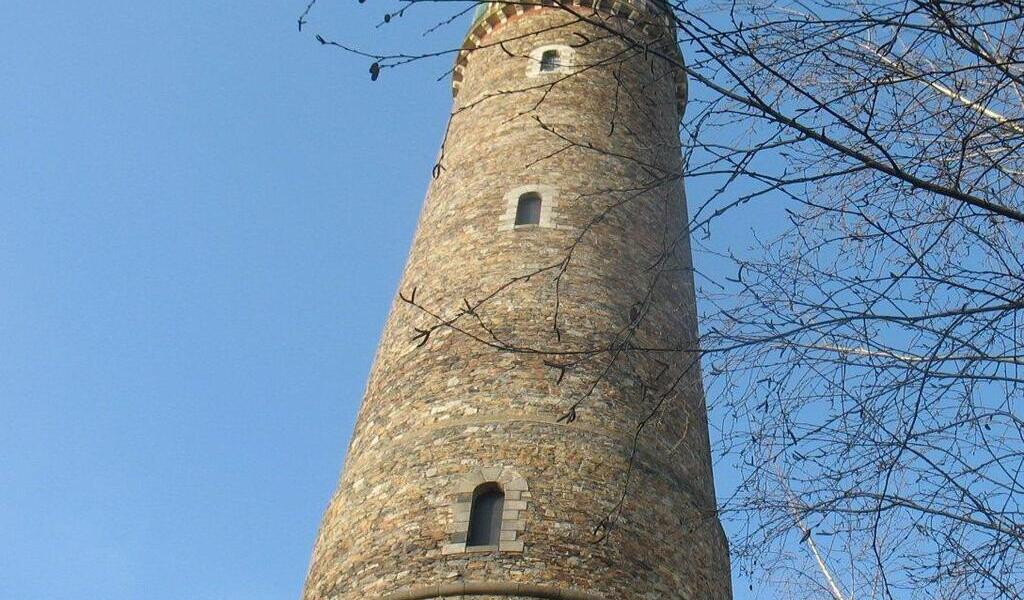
[[499, 540, 525, 553], [500, 519, 526, 531]]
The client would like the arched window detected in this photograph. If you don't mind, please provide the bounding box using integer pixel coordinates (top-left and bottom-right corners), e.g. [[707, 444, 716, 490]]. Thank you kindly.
[[500, 185, 558, 231], [539, 49, 560, 72], [527, 45, 573, 77], [466, 482, 504, 547], [515, 192, 542, 226]]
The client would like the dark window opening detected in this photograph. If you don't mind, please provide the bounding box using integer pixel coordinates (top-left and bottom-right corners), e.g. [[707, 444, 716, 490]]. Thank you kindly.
[[515, 192, 542, 226], [466, 482, 504, 547], [540, 49, 560, 72]]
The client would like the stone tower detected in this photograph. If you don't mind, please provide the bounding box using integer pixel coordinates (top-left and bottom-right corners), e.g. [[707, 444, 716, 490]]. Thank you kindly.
[[303, 1, 732, 598]]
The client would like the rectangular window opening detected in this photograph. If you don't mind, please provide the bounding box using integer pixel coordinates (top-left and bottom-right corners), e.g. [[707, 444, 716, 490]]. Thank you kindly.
[[540, 50, 560, 72], [515, 193, 542, 226]]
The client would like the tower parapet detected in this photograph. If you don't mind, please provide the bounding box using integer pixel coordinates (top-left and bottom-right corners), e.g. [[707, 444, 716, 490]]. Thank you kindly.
[[303, 3, 730, 599], [454, 0, 687, 117]]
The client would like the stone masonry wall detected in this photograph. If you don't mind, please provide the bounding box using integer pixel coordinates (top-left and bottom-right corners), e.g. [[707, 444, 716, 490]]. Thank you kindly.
[[303, 6, 732, 600]]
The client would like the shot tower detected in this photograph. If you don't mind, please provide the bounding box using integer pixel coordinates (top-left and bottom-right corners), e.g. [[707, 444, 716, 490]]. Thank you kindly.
[[303, 1, 732, 598]]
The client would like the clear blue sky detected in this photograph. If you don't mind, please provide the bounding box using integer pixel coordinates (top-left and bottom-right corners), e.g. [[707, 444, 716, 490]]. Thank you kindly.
[[2, 2, 770, 598]]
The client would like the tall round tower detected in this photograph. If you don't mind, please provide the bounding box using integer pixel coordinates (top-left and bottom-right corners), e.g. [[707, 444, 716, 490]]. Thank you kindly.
[[303, 1, 732, 598]]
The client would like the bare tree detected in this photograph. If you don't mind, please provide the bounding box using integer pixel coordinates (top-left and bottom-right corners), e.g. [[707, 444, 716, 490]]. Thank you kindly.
[[680, 3, 1024, 598], [302, 0, 1024, 597]]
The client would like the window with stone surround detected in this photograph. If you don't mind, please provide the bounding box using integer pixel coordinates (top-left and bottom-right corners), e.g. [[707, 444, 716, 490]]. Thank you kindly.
[[500, 185, 560, 230], [526, 44, 574, 77], [443, 467, 529, 555]]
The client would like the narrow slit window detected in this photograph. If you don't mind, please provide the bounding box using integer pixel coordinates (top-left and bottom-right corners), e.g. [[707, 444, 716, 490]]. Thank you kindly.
[[467, 483, 505, 547], [539, 49, 560, 72], [515, 192, 542, 226]]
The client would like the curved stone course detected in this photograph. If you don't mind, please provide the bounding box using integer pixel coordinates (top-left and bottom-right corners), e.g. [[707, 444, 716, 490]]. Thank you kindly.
[[381, 581, 605, 600]]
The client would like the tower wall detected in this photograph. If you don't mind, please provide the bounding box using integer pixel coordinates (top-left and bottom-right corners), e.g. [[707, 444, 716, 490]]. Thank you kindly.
[[304, 6, 731, 599]]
